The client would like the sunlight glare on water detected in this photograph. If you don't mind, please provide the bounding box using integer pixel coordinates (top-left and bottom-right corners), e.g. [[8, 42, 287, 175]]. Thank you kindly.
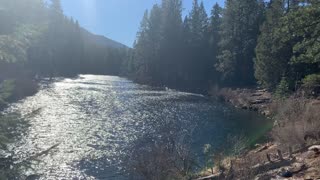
[[5, 75, 268, 179]]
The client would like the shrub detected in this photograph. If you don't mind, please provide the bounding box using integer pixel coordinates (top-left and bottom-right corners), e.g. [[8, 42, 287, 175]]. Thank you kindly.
[[274, 77, 292, 99], [126, 129, 196, 180], [271, 97, 320, 149], [302, 74, 320, 96]]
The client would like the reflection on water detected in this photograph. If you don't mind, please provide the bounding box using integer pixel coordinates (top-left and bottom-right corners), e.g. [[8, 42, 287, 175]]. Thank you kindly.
[[4, 75, 269, 179]]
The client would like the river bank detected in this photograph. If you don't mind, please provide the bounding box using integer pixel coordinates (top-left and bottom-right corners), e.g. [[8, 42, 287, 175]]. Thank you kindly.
[[200, 86, 320, 179], [0, 77, 38, 111], [197, 142, 320, 179], [209, 87, 273, 116]]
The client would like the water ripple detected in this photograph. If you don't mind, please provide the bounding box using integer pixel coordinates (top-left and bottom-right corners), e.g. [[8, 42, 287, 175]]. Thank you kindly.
[[4, 75, 268, 179]]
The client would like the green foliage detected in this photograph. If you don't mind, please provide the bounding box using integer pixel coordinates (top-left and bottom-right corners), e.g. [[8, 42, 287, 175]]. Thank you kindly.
[[203, 144, 215, 173], [127, 0, 221, 90], [208, 3, 223, 83], [0, 0, 128, 79], [302, 74, 320, 96], [275, 77, 291, 99], [0, 0, 318, 97], [255, 0, 288, 89], [217, 0, 265, 86], [129, 0, 185, 86], [302, 74, 320, 88], [286, 2, 320, 64], [255, 0, 320, 90], [127, 0, 319, 94], [0, 24, 44, 63]]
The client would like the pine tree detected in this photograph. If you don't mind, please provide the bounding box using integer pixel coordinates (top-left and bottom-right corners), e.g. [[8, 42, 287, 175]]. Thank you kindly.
[[216, 0, 265, 86], [132, 10, 151, 81], [147, 4, 162, 82], [184, 0, 209, 88], [255, 0, 288, 89], [159, 0, 183, 86], [50, 0, 63, 15], [132, 5, 163, 83], [199, 2, 208, 39], [208, 3, 223, 83], [255, 0, 320, 90], [180, 16, 192, 84], [189, 0, 201, 43]]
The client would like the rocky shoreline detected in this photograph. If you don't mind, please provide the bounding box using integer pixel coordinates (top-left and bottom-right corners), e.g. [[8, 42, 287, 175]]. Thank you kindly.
[[209, 87, 273, 116], [197, 142, 320, 179], [205, 87, 320, 179]]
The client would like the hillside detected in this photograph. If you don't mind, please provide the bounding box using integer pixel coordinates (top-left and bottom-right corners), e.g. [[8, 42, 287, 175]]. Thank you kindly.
[[81, 29, 129, 49]]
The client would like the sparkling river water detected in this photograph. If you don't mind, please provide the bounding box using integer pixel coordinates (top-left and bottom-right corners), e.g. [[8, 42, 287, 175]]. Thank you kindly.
[[4, 75, 270, 179]]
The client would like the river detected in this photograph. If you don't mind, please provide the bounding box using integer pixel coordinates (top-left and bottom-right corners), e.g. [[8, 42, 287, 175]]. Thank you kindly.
[[3, 75, 270, 179]]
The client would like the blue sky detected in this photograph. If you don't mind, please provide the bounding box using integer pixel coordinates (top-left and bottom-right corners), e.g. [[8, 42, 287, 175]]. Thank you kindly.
[[61, 0, 224, 47]]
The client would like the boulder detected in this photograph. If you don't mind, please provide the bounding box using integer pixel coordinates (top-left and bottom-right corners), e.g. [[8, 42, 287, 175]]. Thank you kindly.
[[308, 145, 320, 156], [280, 170, 293, 178]]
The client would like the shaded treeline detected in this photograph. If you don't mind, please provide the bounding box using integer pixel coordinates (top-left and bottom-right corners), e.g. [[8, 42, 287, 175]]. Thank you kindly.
[[0, 0, 128, 107], [0, 0, 128, 77], [123, 0, 320, 95]]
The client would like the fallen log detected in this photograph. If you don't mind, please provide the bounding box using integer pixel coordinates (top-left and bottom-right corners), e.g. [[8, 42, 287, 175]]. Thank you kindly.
[[255, 145, 268, 153], [252, 159, 295, 175], [196, 173, 222, 180]]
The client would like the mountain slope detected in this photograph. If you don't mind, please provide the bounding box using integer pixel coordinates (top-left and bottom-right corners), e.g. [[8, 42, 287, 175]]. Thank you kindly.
[[81, 29, 129, 49]]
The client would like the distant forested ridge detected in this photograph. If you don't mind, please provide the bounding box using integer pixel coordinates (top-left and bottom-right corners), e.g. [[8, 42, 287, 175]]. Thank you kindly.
[[0, 0, 319, 102], [0, 0, 128, 78], [0, 0, 128, 106], [123, 0, 320, 95]]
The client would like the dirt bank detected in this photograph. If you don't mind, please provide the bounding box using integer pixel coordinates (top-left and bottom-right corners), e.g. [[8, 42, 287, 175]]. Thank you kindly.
[[197, 142, 320, 180], [209, 87, 273, 116], [204, 87, 320, 179]]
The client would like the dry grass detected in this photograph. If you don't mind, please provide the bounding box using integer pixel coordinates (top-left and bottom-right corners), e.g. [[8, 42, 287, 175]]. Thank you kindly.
[[271, 97, 320, 150]]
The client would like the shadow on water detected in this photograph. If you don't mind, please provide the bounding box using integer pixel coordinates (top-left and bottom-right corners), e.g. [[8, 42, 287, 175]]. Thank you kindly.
[[0, 110, 38, 179]]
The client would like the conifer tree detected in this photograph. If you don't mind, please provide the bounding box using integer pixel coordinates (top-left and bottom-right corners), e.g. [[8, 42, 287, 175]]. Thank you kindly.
[[255, 0, 288, 89], [255, 0, 320, 89], [185, 0, 209, 88], [208, 3, 223, 83], [132, 10, 150, 81], [216, 0, 264, 86], [159, 0, 183, 86]]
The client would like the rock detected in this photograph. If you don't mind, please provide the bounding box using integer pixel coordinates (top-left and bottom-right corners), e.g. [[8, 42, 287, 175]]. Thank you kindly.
[[280, 169, 293, 178], [241, 106, 248, 110], [257, 89, 268, 93], [308, 145, 320, 158], [261, 110, 271, 116], [250, 100, 266, 105], [308, 145, 320, 153], [252, 93, 263, 97], [289, 163, 307, 174]]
